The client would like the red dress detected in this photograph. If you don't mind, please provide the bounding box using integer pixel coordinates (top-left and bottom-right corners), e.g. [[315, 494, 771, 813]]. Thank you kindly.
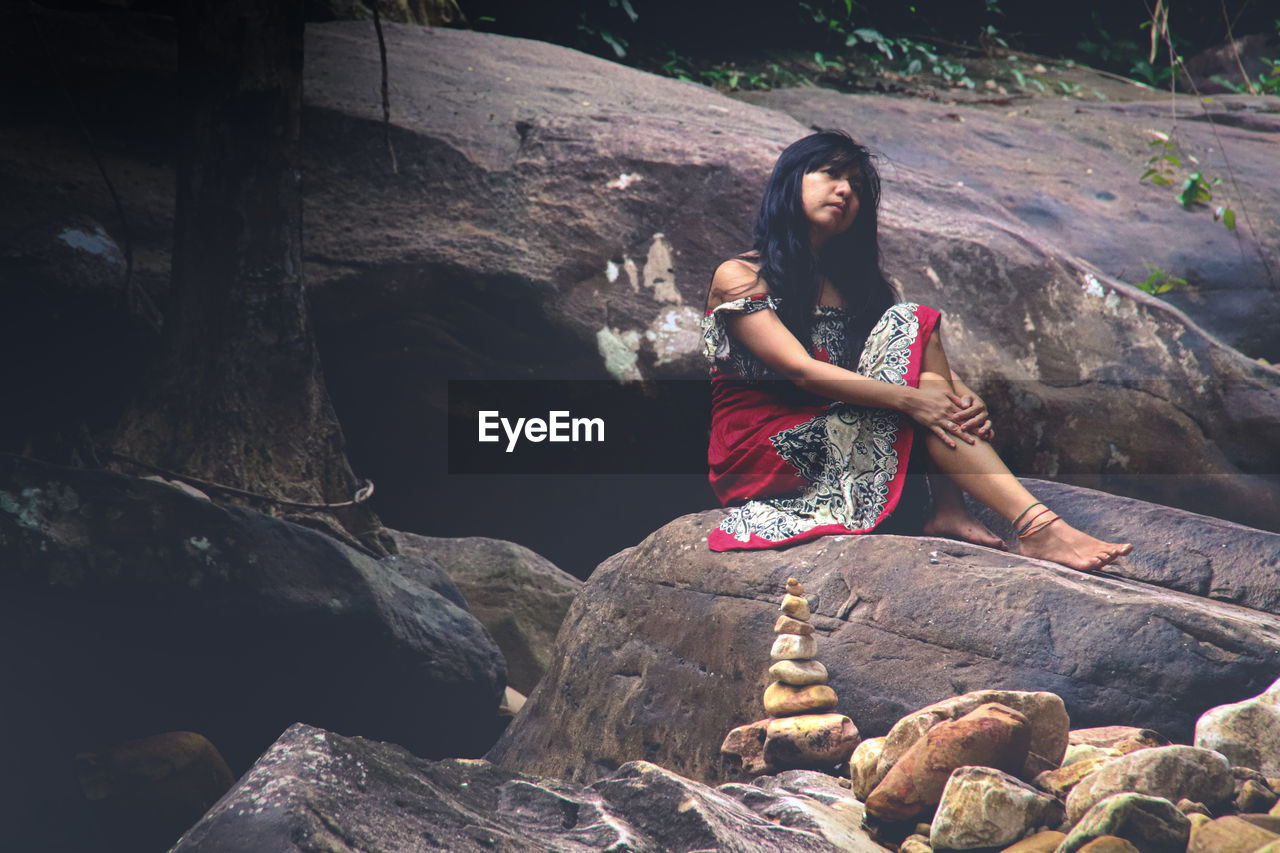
[[703, 294, 941, 551]]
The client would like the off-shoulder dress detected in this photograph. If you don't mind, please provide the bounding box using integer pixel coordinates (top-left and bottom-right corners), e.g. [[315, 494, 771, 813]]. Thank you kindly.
[[703, 294, 941, 551]]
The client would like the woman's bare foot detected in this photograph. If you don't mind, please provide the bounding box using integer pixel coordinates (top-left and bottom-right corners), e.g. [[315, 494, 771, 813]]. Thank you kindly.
[[923, 504, 1007, 550], [1018, 516, 1133, 572]]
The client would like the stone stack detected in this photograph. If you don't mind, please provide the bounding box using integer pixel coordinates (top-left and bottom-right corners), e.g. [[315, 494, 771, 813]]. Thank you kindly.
[[764, 577, 839, 717], [720, 578, 859, 776]]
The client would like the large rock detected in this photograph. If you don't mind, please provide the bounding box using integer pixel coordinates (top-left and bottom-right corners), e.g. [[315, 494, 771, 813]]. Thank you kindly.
[[300, 23, 1280, 535], [488, 509, 1280, 786], [865, 703, 1031, 822], [172, 723, 888, 853], [8, 7, 1279, 552], [743, 86, 1280, 363], [929, 766, 1064, 850], [971, 479, 1280, 615], [390, 531, 583, 694], [1065, 746, 1235, 824], [872, 689, 1070, 786], [0, 454, 505, 850], [1058, 793, 1191, 853], [1196, 676, 1280, 774]]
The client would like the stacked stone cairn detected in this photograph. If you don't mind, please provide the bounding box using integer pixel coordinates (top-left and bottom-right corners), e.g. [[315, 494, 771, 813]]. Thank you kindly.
[[720, 577, 860, 776]]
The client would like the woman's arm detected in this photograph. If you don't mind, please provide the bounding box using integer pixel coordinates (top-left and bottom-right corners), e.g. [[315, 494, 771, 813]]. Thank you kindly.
[[710, 264, 969, 447]]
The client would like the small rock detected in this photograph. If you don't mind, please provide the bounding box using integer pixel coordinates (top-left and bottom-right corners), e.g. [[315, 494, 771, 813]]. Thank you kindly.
[[75, 731, 236, 853], [1175, 798, 1211, 816], [1187, 815, 1280, 853], [1062, 744, 1117, 766], [775, 614, 815, 636], [1057, 793, 1190, 853], [1076, 837, 1141, 853], [769, 659, 829, 686], [999, 829, 1066, 851], [1034, 755, 1114, 797], [1065, 745, 1235, 824], [762, 714, 860, 770], [849, 736, 885, 801], [1196, 677, 1280, 776], [1238, 778, 1280, 813], [785, 577, 805, 596], [763, 682, 838, 717], [771, 634, 818, 661], [864, 703, 1030, 823], [498, 686, 526, 717], [930, 766, 1064, 851], [899, 833, 932, 853], [1070, 726, 1169, 755], [722, 720, 772, 775], [780, 593, 811, 621], [1187, 812, 1213, 832], [1239, 814, 1280, 833]]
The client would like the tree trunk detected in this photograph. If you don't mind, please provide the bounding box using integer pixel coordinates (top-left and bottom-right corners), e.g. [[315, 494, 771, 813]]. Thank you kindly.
[[113, 0, 387, 554]]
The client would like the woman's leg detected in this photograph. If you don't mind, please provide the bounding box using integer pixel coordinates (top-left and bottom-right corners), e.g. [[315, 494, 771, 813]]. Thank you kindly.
[[917, 331, 1131, 571], [922, 457, 1005, 550]]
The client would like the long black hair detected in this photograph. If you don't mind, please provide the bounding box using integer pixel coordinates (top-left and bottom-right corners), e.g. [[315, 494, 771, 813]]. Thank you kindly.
[[750, 130, 898, 347]]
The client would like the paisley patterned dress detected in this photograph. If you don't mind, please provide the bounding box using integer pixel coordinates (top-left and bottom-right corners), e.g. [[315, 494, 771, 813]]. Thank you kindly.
[[703, 294, 941, 551]]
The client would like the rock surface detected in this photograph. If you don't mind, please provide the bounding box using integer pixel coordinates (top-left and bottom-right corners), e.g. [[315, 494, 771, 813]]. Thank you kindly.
[[865, 703, 1030, 822], [1058, 793, 1191, 853], [301, 23, 1280, 534], [1196, 676, 1280, 775], [744, 86, 1280, 363], [0, 454, 506, 849], [1188, 815, 1280, 853], [971, 479, 1280, 615], [1065, 746, 1235, 824], [390, 531, 582, 694], [172, 723, 890, 853], [929, 765, 1063, 850], [873, 689, 1070, 787], [9, 8, 1279, 544], [489, 507, 1280, 786]]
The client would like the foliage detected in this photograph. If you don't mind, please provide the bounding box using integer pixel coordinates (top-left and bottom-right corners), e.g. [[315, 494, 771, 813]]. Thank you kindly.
[[658, 49, 776, 90], [796, 0, 975, 88], [1076, 11, 1185, 88], [1140, 132, 1236, 231], [1133, 267, 1188, 295], [1212, 57, 1280, 96], [576, 0, 638, 59]]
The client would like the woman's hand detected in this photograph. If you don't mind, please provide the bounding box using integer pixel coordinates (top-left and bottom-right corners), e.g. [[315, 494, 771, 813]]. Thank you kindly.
[[949, 385, 994, 440], [903, 387, 973, 448]]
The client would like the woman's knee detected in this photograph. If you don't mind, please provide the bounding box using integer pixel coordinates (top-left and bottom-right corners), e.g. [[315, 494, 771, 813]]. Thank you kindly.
[[918, 369, 952, 392]]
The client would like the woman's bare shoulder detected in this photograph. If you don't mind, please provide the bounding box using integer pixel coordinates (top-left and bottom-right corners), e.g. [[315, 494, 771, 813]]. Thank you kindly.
[[708, 255, 769, 310]]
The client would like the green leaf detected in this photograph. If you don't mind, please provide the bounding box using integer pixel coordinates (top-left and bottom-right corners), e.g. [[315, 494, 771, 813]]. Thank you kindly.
[[600, 32, 627, 58], [1149, 174, 1173, 186], [618, 0, 638, 22], [1223, 207, 1236, 230], [1162, 154, 1181, 166]]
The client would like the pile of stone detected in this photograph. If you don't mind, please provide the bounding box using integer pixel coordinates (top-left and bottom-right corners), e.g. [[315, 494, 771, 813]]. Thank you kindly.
[[844, 679, 1280, 852], [721, 577, 860, 775]]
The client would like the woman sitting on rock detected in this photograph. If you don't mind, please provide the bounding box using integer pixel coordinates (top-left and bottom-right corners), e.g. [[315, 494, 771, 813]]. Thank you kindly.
[[703, 130, 1131, 571]]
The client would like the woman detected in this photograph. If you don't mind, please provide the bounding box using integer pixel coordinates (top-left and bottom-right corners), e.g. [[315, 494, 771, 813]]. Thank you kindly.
[[703, 130, 1131, 572]]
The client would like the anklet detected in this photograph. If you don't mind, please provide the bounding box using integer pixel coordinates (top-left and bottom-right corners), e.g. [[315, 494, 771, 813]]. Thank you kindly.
[[1016, 507, 1053, 538], [1019, 514, 1060, 540], [1010, 501, 1044, 529]]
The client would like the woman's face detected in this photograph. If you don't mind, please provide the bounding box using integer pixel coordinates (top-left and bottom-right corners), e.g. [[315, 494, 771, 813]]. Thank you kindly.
[[801, 163, 861, 247]]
